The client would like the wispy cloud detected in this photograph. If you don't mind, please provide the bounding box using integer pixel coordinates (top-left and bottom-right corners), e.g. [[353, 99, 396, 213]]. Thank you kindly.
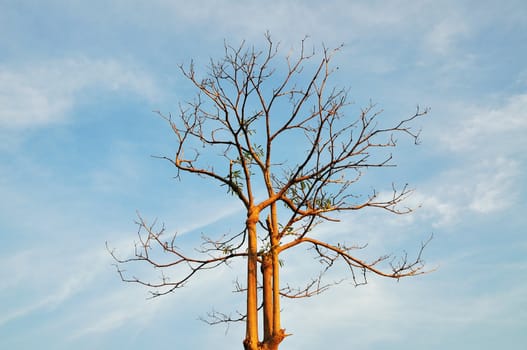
[[65, 287, 161, 340], [280, 257, 527, 348], [413, 92, 527, 227], [62, 251, 243, 341], [425, 16, 470, 55], [0, 245, 108, 327], [436, 93, 527, 154], [0, 57, 161, 129], [149, 0, 430, 46], [407, 156, 520, 228]]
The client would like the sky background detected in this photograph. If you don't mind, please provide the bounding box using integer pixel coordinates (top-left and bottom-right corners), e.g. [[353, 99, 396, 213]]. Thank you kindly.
[[1, 1, 526, 349]]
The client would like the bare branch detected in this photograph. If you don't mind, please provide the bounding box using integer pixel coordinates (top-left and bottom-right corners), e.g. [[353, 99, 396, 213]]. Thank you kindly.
[[107, 213, 248, 298], [278, 235, 433, 281]]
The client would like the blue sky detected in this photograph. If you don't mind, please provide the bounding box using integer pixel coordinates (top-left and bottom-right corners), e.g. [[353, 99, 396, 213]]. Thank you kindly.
[[1, 1, 526, 349]]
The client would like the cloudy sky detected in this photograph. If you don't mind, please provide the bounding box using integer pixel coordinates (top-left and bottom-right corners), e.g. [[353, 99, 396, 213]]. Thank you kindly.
[[1, 1, 526, 349]]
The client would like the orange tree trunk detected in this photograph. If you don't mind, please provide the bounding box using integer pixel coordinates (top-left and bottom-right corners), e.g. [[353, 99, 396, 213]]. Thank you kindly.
[[244, 211, 259, 350]]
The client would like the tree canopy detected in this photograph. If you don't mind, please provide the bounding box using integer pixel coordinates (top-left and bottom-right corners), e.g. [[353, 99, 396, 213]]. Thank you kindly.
[[109, 34, 431, 350]]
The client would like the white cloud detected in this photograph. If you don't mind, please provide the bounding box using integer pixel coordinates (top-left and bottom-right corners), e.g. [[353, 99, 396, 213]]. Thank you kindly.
[[152, 0, 429, 46], [407, 156, 520, 228], [415, 93, 527, 227], [62, 250, 243, 341], [0, 58, 161, 129], [437, 93, 527, 153], [425, 16, 470, 55], [65, 288, 160, 340], [468, 158, 519, 213], [280, 259, 527, 348], [0, 245, 108, 327]]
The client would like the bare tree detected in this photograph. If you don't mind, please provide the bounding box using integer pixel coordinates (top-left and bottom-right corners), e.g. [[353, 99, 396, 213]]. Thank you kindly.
[[108, 34, 431, 350]]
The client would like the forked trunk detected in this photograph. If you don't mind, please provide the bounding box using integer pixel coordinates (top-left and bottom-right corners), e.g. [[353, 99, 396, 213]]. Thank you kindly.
[[244, 210, 286, 350]]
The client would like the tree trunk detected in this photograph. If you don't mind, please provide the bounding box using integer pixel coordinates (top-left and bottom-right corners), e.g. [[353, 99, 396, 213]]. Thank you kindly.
[[262, 254, 273, 340], [259, 329, 287, 350], [244, 210, 260, 350], [244, 207, 286, 350], [259, 254, 286, 350], [269, 203, 283, 339], [258, 205, 286, 350]]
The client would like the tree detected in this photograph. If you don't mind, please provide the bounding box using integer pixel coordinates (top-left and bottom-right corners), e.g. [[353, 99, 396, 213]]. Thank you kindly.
[[108, 34, 431, 350]]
